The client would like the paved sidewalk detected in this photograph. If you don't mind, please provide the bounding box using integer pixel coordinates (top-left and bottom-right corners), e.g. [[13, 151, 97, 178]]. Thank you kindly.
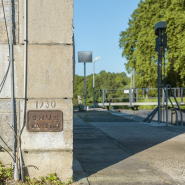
[[73, 109, 185, 185]]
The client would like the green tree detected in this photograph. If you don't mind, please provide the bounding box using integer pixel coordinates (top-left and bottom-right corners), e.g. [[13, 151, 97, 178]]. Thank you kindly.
[[119, 0, 185, 88], [73, 71, 130, 105]]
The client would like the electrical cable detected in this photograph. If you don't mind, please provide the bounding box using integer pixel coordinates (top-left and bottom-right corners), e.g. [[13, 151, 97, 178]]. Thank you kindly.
[[0, 136, 12, 152], [0, 61, 10, 93], [1, 0, 10, 47]]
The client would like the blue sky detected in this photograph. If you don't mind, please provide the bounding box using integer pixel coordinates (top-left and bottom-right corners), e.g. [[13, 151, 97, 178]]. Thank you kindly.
[[74, 0, 141, 76]]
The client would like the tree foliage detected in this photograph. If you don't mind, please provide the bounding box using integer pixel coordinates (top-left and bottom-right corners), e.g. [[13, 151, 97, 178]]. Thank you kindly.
[[119, 0, 185, 88], [73, 71, 130, 104]]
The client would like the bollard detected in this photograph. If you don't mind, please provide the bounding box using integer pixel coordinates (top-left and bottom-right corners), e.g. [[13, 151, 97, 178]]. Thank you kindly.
[[171, 110, 176, 125]]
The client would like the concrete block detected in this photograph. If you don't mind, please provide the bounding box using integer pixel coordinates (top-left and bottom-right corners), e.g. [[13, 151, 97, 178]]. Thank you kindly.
[[19, 0, 73, 44], [21, 129, 73, 150], [0, 1, 19, 44], [0, 113, 13, 150], [0, 45, 73, 99], [0, 99, 20, 152], [20, 98, 73, 150], [0, 45, 11, 98], [0, 45, 24, 99], [22, 150, 73, 181], [26, 45, 73, 98], [0, 151, 13, 167], [0, 99, 20, 113], [0, 112, 20, 150]]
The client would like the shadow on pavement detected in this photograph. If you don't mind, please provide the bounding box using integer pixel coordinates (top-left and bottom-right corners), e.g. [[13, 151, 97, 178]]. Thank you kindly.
[[73, 110, 185, 184]]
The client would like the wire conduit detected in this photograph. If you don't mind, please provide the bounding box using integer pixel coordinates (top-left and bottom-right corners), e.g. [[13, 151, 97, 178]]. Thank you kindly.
[[18, 0, 28, 182], [9, 0, 19, 181]]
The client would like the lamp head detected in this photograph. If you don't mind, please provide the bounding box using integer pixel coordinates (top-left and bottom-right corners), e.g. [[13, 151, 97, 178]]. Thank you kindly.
[[93, 57, 100, 62], [155, 21, 167, 35]]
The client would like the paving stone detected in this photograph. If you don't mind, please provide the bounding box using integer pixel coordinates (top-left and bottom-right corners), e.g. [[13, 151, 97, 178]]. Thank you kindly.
[[73, 110, 177, 184]]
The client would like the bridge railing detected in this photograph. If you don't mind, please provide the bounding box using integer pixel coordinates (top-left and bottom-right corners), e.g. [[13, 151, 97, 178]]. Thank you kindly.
[[95, 87, 185, 107]]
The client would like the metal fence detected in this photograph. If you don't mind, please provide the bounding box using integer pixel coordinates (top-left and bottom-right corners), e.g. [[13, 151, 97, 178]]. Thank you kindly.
[[95, 87, 185, 106]]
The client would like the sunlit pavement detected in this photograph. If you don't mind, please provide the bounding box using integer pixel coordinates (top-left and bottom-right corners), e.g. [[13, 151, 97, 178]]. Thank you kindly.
[[73, 108, 185, 185]]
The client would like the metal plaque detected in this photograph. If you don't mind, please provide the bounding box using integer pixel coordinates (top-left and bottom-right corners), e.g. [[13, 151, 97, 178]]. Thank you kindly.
[[27, 110, 63, 132]]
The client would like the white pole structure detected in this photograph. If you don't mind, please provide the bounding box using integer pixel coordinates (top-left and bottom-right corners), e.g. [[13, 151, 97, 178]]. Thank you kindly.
[[9, 0, 15, 164], [9, 0, 19, 181], [18, 0, 28, 181], [78, 51, 93, 110], [93, 57, 100, 107]]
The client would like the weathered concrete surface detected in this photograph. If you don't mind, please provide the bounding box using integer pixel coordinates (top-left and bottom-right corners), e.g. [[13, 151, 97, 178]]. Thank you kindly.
[[0, 0, 74, 182], [0, 99, 20, 113], [0, 151, 13, 167], [22, 150, 73, 181], [0, 45, 24, 99], [0, 45, 73, 99], [0, 99, 20, 150], [0, 0, 19, 44], [21, 130, 73, 150], [0, 113, 19, 150], [26, 45, 73, 98], [73, 110, 185, 184], [0, 45, 12, 99], [19, 0, 73, 44]]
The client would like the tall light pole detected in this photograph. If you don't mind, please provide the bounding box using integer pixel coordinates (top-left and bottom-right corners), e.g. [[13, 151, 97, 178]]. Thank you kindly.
[[93, 57, 100, 107], [155, 21, 167, 124]]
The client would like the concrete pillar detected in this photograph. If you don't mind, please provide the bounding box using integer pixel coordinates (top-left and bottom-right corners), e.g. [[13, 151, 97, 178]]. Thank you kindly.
[[0, 0, 74, 181]]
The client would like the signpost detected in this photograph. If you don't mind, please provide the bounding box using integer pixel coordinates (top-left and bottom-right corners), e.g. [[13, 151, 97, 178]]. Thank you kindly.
[[78, 51, 92, 110], [93, 57, 100, 107]]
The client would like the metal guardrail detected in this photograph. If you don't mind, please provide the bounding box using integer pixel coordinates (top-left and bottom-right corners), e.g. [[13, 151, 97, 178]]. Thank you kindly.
[[95, 87, 185, 108], [95, 86, 184, 126]]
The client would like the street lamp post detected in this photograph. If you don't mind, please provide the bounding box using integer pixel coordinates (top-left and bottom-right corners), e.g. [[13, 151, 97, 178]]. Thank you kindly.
[[78, 51, 93, 110], [93, 57, 100, 107]]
